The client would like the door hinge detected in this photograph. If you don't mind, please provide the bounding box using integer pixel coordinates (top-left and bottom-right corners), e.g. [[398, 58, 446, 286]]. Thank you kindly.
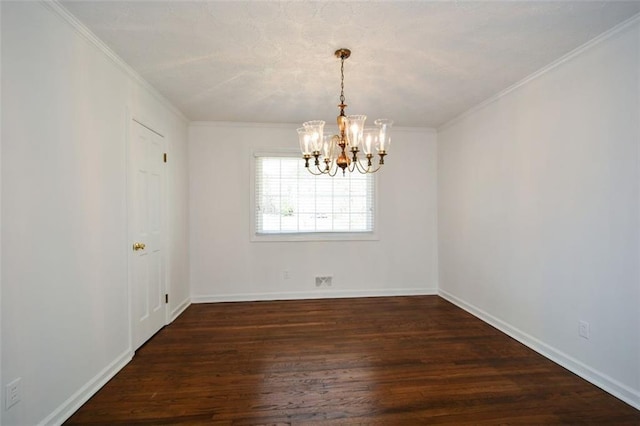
[[165, 294, 169, 304], [163, 153, 167, 163]]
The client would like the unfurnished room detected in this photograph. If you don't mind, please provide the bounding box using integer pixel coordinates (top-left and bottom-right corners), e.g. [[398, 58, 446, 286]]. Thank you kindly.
[[1, 1, 640, 424]]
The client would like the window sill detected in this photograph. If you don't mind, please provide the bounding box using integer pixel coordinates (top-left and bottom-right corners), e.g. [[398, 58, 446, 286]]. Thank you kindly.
[[251, 231, 379, 242]]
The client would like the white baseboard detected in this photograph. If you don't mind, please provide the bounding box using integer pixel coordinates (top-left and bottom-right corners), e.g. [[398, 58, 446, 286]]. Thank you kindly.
[[438, 289, 640, 411], [39, 348, 133, 426], [191, 287, 437, 303], [170, 296, 191, 322], [43, 299, 190, 425]]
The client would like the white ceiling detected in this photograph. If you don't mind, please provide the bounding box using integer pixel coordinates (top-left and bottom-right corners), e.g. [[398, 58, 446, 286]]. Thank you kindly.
[[60, 1, 640, 128]]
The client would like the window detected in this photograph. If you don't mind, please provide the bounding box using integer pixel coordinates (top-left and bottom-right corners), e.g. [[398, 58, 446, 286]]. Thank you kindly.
[[253, 153, 376, 240]]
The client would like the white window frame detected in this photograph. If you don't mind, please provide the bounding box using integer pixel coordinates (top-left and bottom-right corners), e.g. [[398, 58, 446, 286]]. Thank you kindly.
[[250, 150, 379, 242]]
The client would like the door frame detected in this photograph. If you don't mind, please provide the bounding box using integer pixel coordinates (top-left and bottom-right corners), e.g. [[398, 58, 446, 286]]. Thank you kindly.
[[125, 108, 169, 353]]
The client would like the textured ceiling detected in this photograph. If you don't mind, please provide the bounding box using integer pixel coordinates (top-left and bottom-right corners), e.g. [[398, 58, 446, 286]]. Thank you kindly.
[[60, 1, 640, 128]]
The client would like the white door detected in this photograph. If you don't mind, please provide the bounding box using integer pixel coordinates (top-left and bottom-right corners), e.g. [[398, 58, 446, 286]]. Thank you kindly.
[[129, 119, 166, 350]]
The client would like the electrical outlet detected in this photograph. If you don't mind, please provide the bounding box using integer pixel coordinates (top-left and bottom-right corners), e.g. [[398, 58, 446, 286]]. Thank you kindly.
[[5, 378, 21, 410], [315, 276, 333, 287], [579, 321, 590, 339], [283, 270, 290, 280]]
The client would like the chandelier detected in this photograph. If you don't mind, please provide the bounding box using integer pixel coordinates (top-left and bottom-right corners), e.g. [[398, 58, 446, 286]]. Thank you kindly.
[[297, 48, 393, 176]]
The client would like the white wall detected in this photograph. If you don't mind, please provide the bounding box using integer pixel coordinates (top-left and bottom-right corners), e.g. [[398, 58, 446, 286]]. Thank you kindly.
[[189, 123, 437, 301], [438, 19, 640, 408], [167, 117, 191, 320], [1, 2, 189, 425]]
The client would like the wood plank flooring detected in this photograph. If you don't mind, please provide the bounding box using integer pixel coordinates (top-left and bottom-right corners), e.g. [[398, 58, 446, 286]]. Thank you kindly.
[[65, 296, 640, 425]]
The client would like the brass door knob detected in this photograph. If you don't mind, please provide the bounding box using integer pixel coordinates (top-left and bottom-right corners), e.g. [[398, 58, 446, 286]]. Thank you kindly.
[[133, 242, 146, 251]]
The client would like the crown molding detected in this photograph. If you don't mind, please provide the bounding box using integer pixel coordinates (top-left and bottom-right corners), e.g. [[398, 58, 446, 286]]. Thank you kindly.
[[189, 121, 300, 129], [40, 0, 189, 124], [438, 12, 640, 132]]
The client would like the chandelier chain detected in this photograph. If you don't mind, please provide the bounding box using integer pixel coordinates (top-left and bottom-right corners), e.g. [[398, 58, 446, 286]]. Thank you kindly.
[[340, 56, 345, 105]]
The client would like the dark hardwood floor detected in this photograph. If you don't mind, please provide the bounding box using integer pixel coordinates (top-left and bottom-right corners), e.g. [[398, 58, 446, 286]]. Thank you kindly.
[[66, 296, 640, 425]]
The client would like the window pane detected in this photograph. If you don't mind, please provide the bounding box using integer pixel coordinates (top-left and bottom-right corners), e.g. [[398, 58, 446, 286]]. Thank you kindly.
[[255, 155, 374, 234]]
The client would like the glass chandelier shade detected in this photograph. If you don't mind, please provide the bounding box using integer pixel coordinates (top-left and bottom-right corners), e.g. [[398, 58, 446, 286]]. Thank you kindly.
[[298, 49, 393, 176]]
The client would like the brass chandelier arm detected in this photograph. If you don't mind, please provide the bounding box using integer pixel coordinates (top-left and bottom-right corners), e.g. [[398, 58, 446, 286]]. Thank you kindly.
[[352, 158, 371, 174], [305, 162, 328, 176], [305, 151, 384, 175], [352, 157, 383, 174], [316, 161, 330, 174], [304, 160, 341, 176], [305, 153, 343, 176], [326, 165, 341, 177], [303, 155, 325, 176]]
